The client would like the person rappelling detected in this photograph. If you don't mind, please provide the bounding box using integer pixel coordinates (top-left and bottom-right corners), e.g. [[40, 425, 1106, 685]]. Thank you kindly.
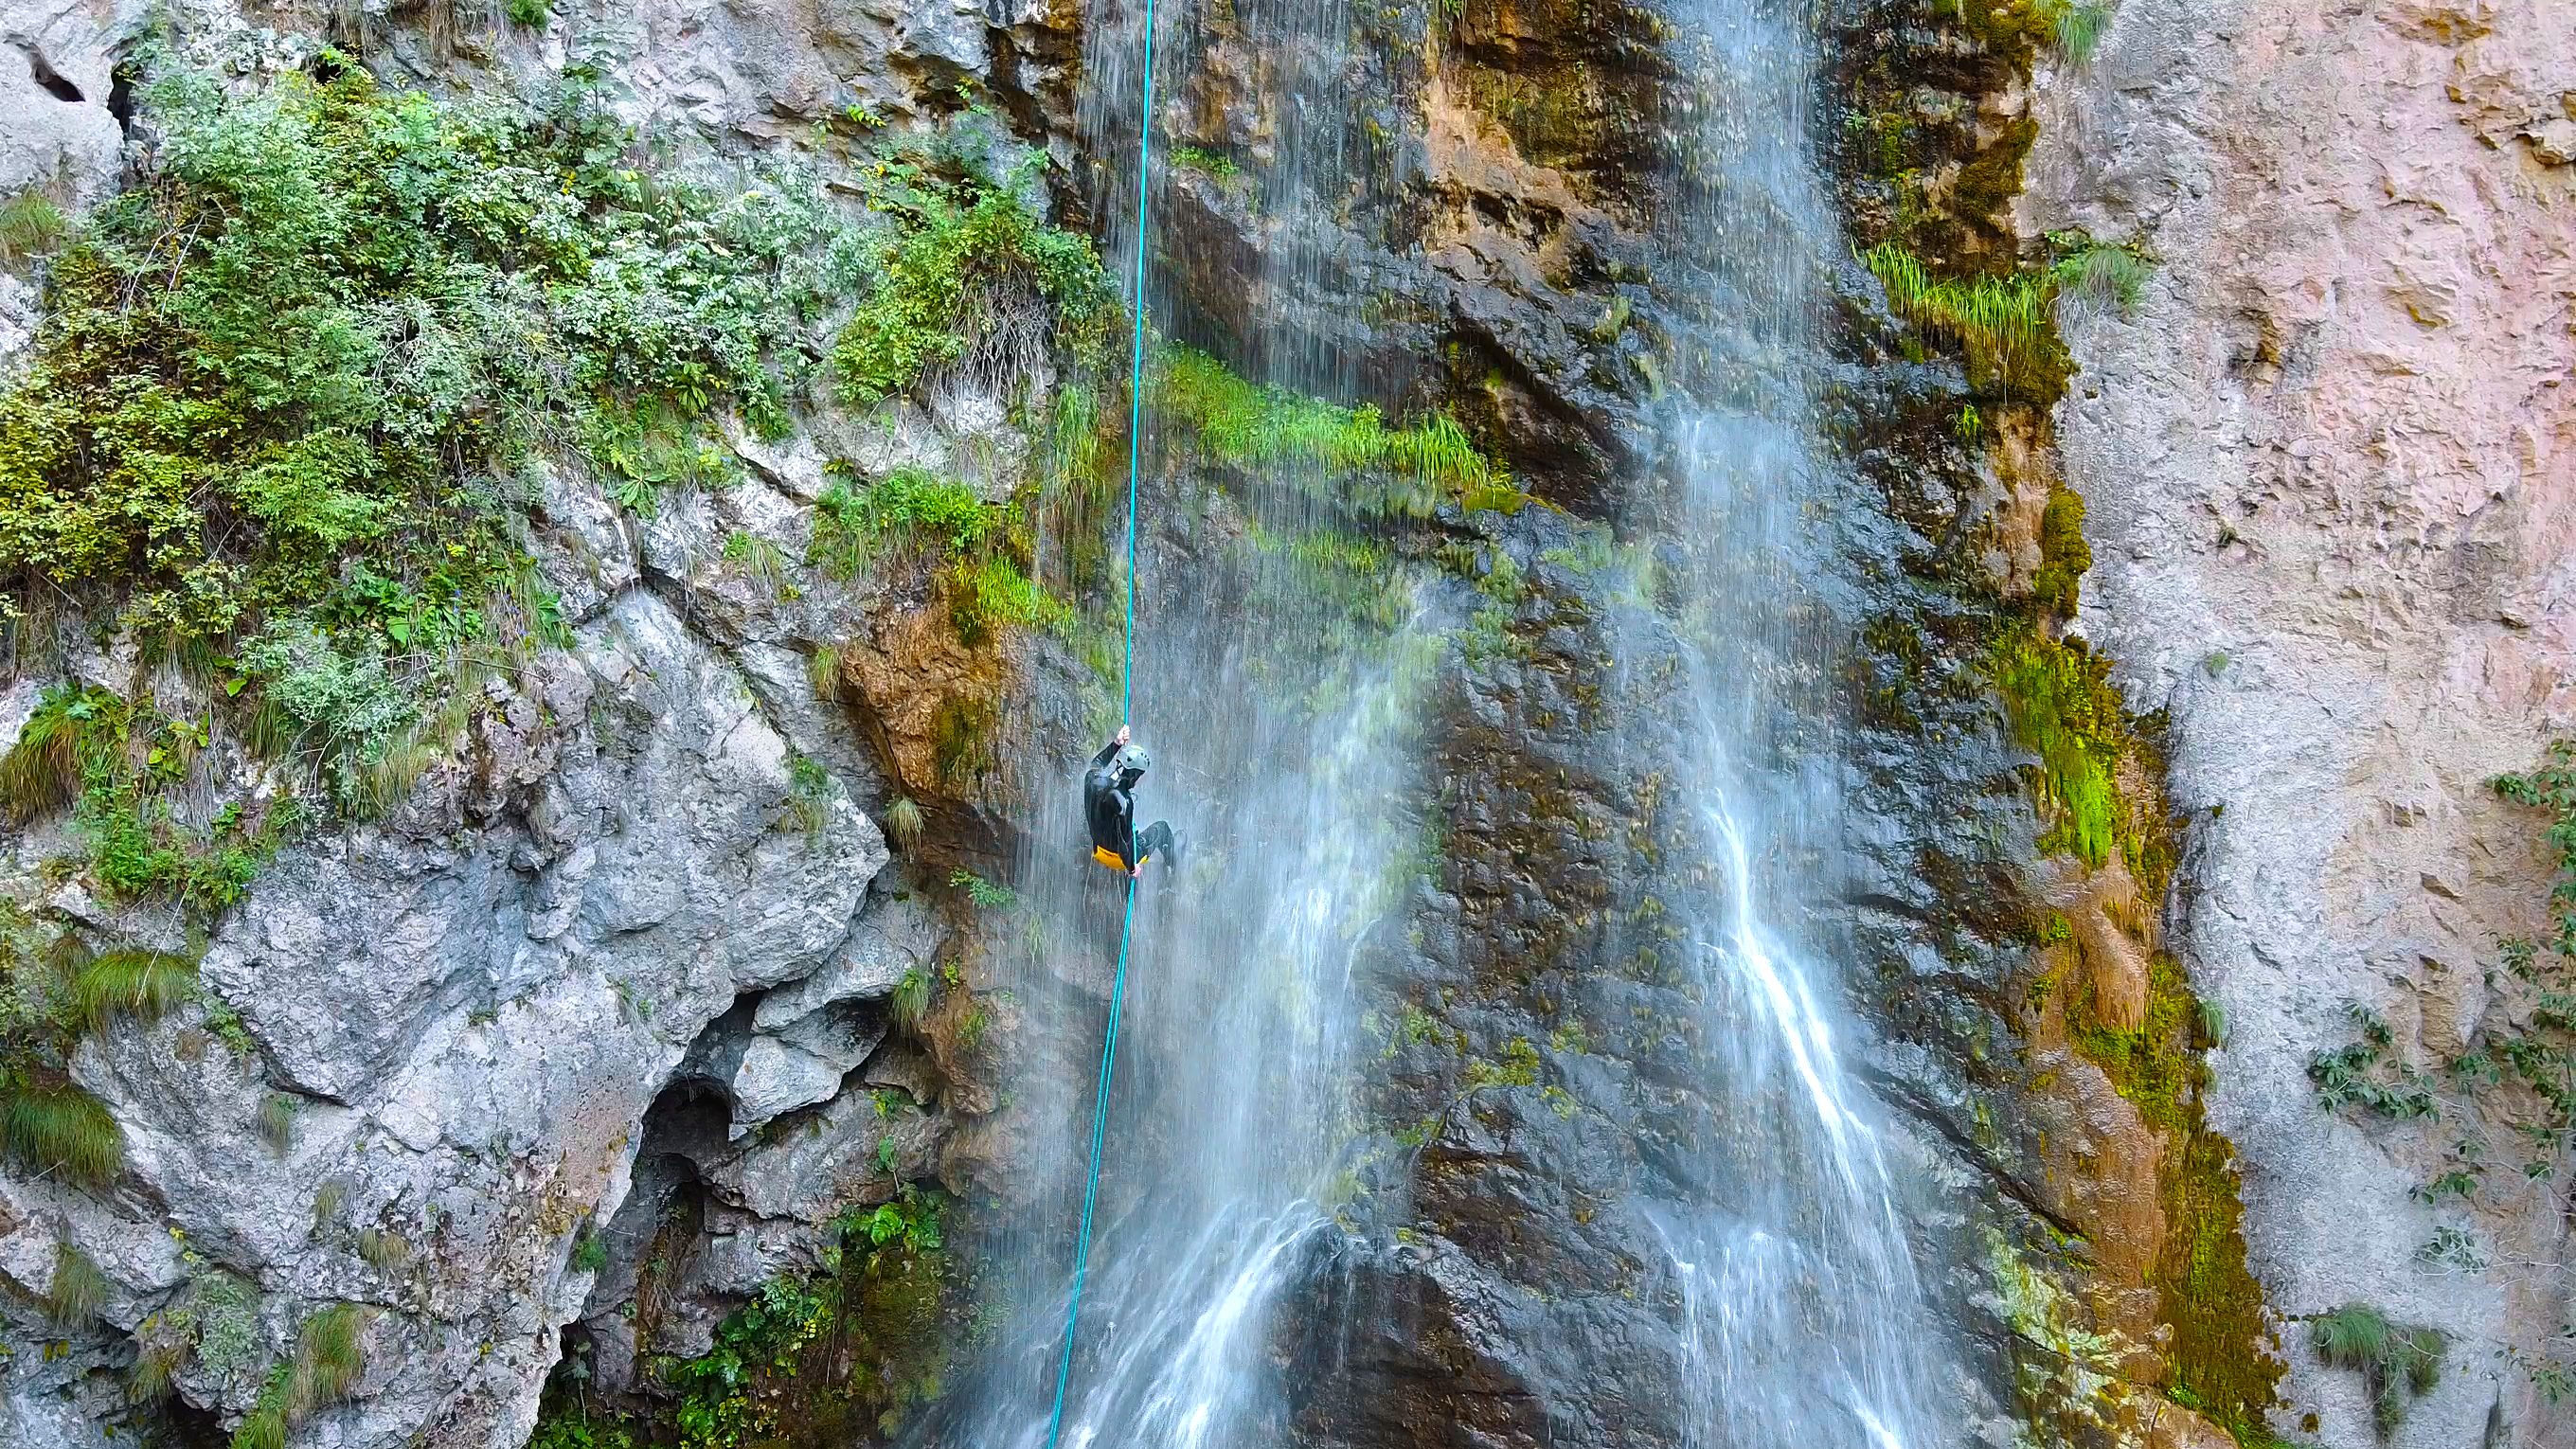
[[1084, 724, 1180, 877]]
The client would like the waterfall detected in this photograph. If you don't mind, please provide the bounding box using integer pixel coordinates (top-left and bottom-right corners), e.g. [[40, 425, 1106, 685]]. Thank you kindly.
[[1628, 0, 1959, 1443], [932, 0, 1433, 1440], [927, 0, 1959, 1440]]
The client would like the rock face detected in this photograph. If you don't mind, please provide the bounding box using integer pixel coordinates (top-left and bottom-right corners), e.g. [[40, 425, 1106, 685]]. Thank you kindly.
[[0, 0, 1088, 1440], [4, 0, 2570, 1440], [2025, 0, 2576, 1440]]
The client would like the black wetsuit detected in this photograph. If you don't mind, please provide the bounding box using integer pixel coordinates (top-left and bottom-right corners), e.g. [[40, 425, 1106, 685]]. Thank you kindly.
[[1084, 738, 1173, 871]]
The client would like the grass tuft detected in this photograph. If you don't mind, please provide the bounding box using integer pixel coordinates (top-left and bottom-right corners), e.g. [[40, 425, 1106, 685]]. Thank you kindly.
[[71, 951, 199, 1031], [2052, 0, 2113, 62], [286, 1301, 372, 1418], [44, 1240, 112, 1326], [1153, 347, 1512, 516], [232, 1403, 288, 1449], [0, 685, 117, 824], [258, 1091, 298, 1154], [355, 1226, 411, 1273], [884, 796, 925, 850], [3, 1079, 124, 1186], [2314, 1304, 2445, 1436], [892, 968, 931, 1033], [0, 192, 67, 261]]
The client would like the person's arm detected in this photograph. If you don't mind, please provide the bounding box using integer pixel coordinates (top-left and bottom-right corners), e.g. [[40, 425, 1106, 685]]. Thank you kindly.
[[1090, 722, 1132, 770]]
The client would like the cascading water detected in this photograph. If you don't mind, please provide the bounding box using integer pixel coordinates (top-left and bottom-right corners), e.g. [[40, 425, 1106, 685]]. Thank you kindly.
[[929, 0, 1959, 1440], [926, 0, 1439, 1440], [1624, 0, 1959, 1444]]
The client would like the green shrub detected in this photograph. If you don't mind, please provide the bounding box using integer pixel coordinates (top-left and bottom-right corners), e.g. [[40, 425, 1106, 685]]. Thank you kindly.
[[504, 0, 552, 25], [810, 468, 996, 578], [0, 60, 874, 834], [831, 177, 1114, 404], [572, 1228, 609, 1274], [947, 868, 1013, 910], [1169, 147, 1241, 181], [236, 622, 419, 805]]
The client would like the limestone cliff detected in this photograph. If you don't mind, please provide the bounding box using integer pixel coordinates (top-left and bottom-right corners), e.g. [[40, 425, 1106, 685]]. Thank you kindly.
[[2028, 0, 2576, 1441]]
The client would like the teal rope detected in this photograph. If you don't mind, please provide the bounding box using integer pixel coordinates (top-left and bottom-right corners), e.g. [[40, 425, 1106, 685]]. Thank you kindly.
[[1044, 0, 1156, 1441]]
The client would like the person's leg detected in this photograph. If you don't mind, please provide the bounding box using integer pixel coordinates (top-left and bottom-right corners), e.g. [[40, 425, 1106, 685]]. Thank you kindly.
[[1137, 820, 1175, 868]]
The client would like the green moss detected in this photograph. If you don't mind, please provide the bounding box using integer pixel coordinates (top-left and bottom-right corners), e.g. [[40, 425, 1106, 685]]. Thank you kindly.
[[2061, 952, 2283, 1438], [2065, 953, 2195, 1132], [1153, 346, 1515, 515], [948, 555, 1071, 646], [930, 694, 996, 790], [1990, 623, 2127, 868], [2030, 484, 2090, 617]]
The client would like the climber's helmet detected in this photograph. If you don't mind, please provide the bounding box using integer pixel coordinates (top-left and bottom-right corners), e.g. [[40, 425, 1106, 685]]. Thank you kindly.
[[1115, 743, 1152, 784]]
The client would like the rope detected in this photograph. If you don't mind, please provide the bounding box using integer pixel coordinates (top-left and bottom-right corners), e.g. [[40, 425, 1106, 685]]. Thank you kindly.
[[1044, 1, 1157, 1441]]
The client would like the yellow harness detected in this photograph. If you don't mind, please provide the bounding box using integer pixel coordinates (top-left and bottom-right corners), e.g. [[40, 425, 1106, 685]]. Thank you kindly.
[[1093, 846, 1151, 870]]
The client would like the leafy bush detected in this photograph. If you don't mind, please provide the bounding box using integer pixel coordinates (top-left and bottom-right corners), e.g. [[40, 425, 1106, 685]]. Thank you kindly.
[[0, 58, 878, 826], [947, 869, 1013, 910], [809, 468, 995, 578], [831, 175, 1113, 404], [237, 621, 420, 801]]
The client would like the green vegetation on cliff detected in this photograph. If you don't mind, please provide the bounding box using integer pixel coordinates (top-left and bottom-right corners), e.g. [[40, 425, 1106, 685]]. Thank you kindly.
[[536, 1190, 957, 1449], [1154, 346, 1520, 516], [2305, 738, 2576, 1393]]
